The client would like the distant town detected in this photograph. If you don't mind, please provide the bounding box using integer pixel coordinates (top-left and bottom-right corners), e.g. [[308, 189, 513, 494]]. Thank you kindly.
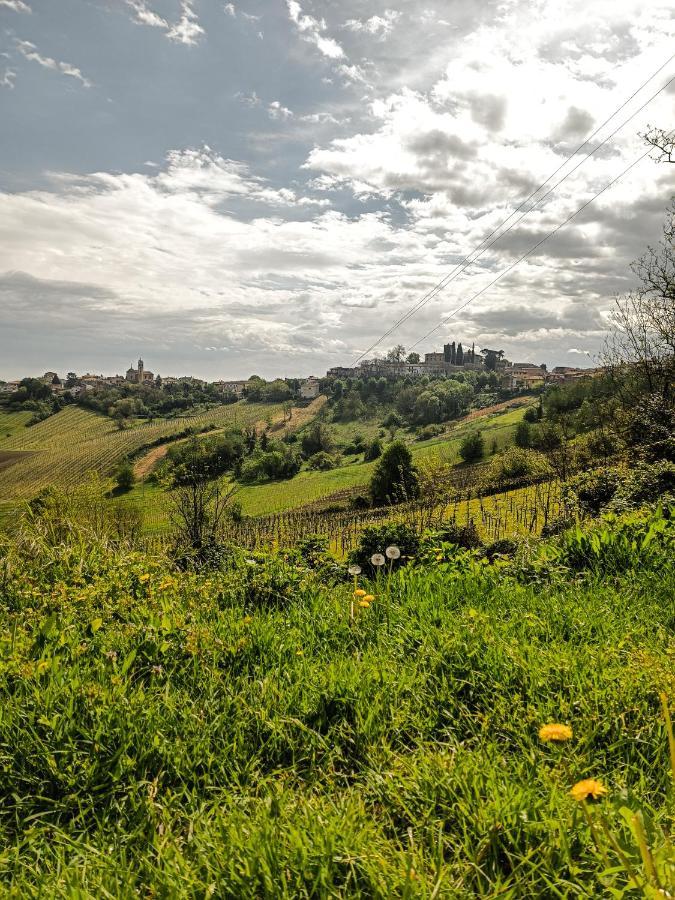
[[0, 339, 599, 402]]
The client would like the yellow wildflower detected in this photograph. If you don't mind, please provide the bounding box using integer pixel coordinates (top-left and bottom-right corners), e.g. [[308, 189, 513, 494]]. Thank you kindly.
[[295, 649, 304, 656], [138, 574, 150, 583], [363, 594, 375, 603], [539, 723, 573, 743], [359, 600, 370, 608], [569, 778, 607, 802], [354, 589, 367, 597]]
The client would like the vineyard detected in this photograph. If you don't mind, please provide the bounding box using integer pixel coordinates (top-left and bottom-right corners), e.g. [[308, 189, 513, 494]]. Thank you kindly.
[[0, 402, 284, 502]]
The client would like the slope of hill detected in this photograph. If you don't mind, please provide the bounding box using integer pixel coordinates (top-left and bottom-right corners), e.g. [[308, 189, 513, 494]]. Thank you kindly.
[[0, 402, 284, 502], [0, 506, 672, 896]]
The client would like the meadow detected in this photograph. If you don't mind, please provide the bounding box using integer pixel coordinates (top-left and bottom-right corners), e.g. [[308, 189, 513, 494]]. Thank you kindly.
[[0, 505, 673, 897]]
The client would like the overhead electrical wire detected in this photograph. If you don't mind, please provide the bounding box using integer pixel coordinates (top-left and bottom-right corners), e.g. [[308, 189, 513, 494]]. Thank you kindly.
[[351, 52, 675, 364], [407, 146, 653, 351]]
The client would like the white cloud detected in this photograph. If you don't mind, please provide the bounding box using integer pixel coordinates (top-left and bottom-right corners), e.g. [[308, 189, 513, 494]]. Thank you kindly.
[[125, 0, 203, 45], [224, 3, 235, 16], [0, 0, 31, 11], [286, 0, 345, 59], [268, 100, 294, 120], [166, 1, 204, 45], [343, 10, 401, 38], [125, 0, 167, 29], [0, 67, 16, 89], [15, 39, 91, 87]]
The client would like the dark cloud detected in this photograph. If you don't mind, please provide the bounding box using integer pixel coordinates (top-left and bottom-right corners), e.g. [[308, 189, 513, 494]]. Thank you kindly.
[[468, 93, 507, 131], [406, 130, 477, 162], [554, 105, 594, 140]]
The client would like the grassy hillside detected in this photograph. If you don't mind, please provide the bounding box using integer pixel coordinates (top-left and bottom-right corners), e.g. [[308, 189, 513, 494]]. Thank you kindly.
[[0, 402, 283, 502], [0, 507, 672, 896], [115, 402, 532, 532]]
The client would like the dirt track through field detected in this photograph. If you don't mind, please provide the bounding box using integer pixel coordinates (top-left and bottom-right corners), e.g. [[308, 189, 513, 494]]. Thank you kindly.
[[133, 396, 327, 480]]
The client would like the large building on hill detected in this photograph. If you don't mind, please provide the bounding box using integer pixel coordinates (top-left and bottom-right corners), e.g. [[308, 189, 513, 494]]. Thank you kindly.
[[126, 358, 154, 384]]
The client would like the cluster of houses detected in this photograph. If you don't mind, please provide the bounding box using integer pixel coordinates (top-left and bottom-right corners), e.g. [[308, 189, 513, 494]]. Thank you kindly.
[[327, 341, 599, 389], [0, 359, 323, 401], [0, 344, 598, 402]]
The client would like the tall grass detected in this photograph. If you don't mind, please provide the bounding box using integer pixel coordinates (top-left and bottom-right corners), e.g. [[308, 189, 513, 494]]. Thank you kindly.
[[0, 508, 673, 896]]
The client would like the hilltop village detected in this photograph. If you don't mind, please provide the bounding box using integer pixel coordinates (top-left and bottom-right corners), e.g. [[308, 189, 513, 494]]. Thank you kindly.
[[0, 339, 598, 403]]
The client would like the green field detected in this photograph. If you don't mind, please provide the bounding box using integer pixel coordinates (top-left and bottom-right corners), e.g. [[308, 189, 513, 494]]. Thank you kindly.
[[0, 505, 672, 896], [0, 402, 283, 503], [111, 403, 530, 531]]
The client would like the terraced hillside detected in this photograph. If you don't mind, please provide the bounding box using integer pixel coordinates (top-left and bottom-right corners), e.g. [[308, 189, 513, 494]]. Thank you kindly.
[[0, 402, 283, 503]]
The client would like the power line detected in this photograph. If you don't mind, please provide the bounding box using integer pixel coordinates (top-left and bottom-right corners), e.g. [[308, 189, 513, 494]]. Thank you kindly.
[[352, 51, 675, 364], [407, 147, 652, 351]]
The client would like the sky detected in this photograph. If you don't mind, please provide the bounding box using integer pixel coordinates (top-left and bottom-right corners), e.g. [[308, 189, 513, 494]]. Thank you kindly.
[[0, 0, 673, 381]]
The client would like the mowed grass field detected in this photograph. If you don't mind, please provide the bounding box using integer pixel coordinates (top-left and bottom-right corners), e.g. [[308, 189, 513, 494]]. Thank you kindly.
[[0, 402, 283, 503]]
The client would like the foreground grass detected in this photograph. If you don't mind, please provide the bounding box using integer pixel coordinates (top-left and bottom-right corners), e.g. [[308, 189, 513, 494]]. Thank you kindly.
[[0, 532, 673, 896]]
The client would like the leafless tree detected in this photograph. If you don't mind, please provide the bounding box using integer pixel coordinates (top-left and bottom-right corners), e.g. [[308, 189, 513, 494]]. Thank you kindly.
[[169, 465, 238, 562], [604, 201, 675, 400], [642, 126, 675, 164]]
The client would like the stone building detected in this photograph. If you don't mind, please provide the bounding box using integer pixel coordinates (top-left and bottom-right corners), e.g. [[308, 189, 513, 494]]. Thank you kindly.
[[126, 358, 154, 384]]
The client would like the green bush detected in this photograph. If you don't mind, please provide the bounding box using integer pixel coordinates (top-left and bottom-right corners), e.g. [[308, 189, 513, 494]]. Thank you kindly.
[[369, 441, 419, 505], [459, 430, 484, 463], [363, 438, 382, 461], [565, 468, 624, 515], [542, 506, 674, 576], [307, 451, 337, 471]]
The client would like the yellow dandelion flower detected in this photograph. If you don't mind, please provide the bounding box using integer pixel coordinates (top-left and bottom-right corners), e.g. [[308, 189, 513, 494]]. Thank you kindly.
[[569, 778, 607, 802], [363, 594, 375, 602], [138, 574, 150, 583], [436, 554, 443, 561], [354, 589, 367, 597], [539, 723, 573, 743], [359, 600, 370, 608]]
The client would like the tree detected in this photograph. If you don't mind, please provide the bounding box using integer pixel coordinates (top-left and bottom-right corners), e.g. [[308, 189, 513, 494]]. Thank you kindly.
[[406, 352, 420, 363], [301, 421, 333, 457], [459, 430, 485, 463], [604, 201, 675, 401], [642, 126, 674, 164], [515, 420, 531, 448], [169, 459, 238, 564], [482, 349, 505, 371], [364, 438, 382, 461], [115, 460, 135, 492], [369, 440, 419, 506], [386, 344, 406, 362]]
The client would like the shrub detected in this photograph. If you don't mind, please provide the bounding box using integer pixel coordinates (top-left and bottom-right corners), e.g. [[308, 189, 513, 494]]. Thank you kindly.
[[349, 494, 371, 510], [115, 460, 135, 493], [544, 506, 674, 576], [240, 557, 309, 609], [301, 422, 334, 458], [423, 520, 482, 551], [349, 522, 419, 574], [565, 468, 624, 515], [609, 460, 675, 511], [514, 421, 531, 448], [459, 430, 484, 463], [416, 424, 444, 441], [369, 441, 419, 506], [481, 448, 550, 493], [307, 451, 336, 471], [364, 438, 382, 461]]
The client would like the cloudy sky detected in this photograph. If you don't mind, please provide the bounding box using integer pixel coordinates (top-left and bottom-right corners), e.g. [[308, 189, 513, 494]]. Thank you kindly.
[[0, 0, 673, 380]]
